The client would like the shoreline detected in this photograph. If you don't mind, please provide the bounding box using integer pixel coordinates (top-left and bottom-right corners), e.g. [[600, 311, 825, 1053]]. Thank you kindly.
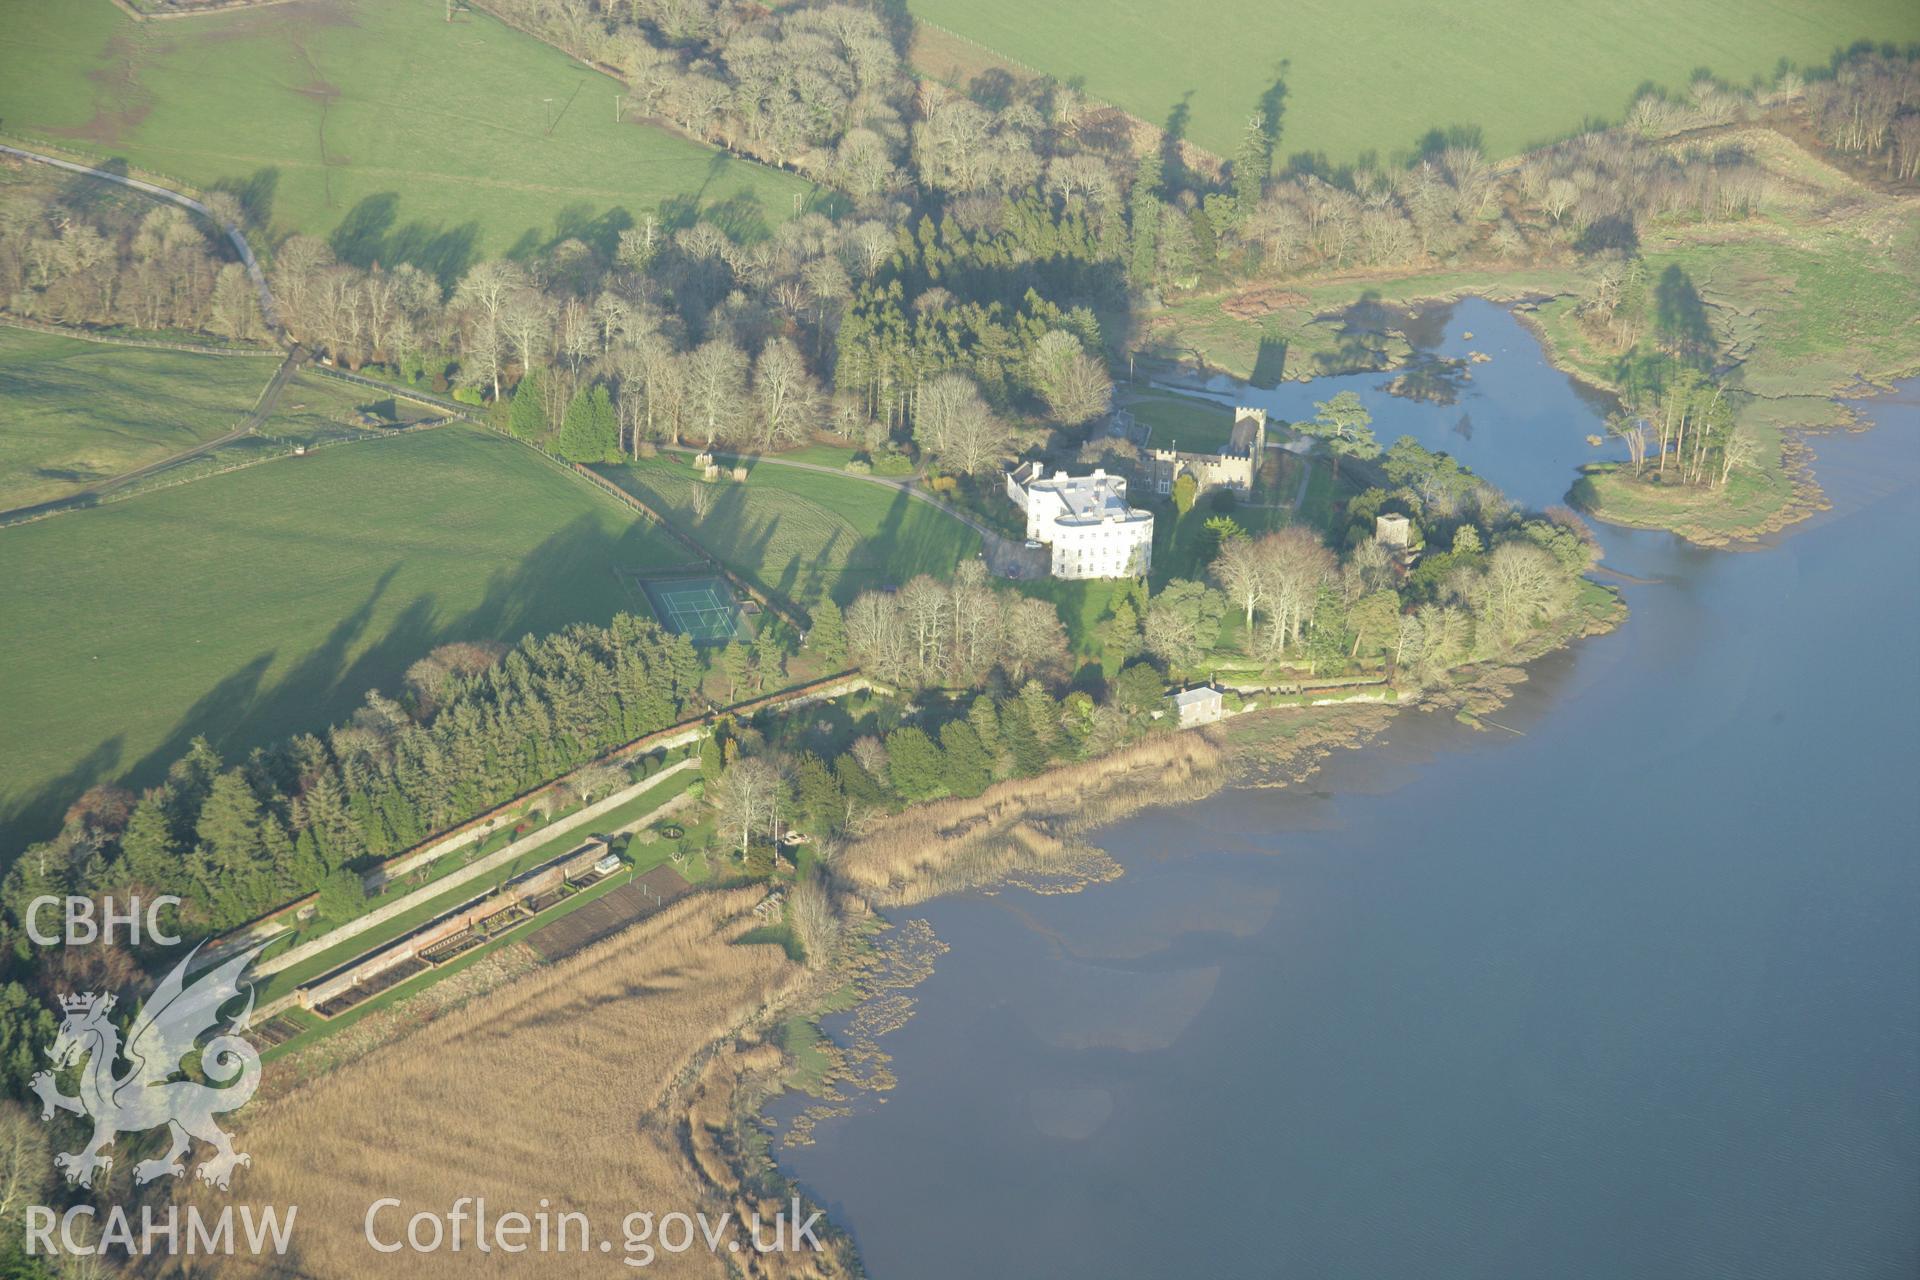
[[769, 580, 1628, 1254], [767, 413, 1920, 1280]]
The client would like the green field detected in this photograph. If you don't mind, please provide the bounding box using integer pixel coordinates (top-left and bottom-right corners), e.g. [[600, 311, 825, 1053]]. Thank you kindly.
[[912, 0, 1920, 163], [72, 368, 455, 506], [0, 328, 281, 509], [599, 456, 981, 609], [0, 425, 685, 857], [0, 0, 820, 269]]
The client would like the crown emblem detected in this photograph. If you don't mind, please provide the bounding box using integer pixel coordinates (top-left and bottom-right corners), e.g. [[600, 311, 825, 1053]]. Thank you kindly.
[[33, 947, 263, 1192]]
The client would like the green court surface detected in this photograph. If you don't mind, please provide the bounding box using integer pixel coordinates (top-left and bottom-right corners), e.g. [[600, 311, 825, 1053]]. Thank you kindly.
[[641, 576, 745, 644]]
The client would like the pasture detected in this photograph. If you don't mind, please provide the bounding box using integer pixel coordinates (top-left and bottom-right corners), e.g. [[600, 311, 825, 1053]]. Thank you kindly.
[[0, 425, 685, 857], [599, 455, 982, 609], [0, 0, 820, 272], [0, 328, 280, 509], [909, 0, 1920, 163]]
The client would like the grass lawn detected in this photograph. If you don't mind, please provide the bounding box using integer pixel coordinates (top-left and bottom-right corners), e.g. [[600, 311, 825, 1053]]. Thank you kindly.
[[1124, 390, 1238, 453], [598, 455, 980, 609], [908, 0, 1920, 163], [1297, 458, 1339, 532], [1573, 445, 1799, 546], [0, 328, 281, 509], [0, 0, 822, 272], [1150, 491, 1299, 582], [258, 369, 436, 438], [1014, 575, 1129, 673], [0, 424, 686, 859]]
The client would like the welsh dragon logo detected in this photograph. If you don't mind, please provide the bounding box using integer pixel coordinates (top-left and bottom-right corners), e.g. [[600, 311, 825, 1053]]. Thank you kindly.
[[30, 945, 264, 1191]]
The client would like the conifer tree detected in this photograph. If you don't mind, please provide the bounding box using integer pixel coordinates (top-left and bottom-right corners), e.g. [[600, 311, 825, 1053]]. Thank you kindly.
[[509, 367, 548, 441]]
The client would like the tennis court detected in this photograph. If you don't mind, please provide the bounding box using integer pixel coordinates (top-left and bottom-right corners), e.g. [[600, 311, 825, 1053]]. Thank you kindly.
[[641, 575, 746, 644]]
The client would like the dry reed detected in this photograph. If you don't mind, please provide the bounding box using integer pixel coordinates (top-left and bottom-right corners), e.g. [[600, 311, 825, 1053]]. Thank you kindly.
[[833, 732, 1227, 905], [188, 888, 815, 1279]]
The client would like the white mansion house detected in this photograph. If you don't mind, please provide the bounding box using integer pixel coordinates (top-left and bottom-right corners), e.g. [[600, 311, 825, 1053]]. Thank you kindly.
[[1005, 461, 1154, 580]]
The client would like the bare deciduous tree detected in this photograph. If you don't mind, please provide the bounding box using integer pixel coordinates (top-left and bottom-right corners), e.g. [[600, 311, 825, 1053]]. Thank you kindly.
[[789, 873, 840, 968], [709, 756, 791, 858], [685, 337, 749, 444], [751, 336, 821, 448]]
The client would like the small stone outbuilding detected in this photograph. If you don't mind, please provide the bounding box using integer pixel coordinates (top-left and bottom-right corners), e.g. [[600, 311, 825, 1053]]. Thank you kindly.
[[1171, 685, 1225, 728]]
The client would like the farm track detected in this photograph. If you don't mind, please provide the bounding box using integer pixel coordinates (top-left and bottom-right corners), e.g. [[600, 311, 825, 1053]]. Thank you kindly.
[[0, 342, 308, 525], [0, 142, 315, 524], [0, 142, 281, 331]]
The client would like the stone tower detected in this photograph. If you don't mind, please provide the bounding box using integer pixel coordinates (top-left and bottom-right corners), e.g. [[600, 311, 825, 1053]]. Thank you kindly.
[[1234, 406, 1268, 457]]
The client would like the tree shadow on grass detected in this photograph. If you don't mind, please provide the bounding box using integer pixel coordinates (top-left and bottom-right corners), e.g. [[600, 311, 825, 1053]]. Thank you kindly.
[[1413, 123, 1485, 163], [1161, 91, 1194, 194], [0, 516, 648, 863], [328, 192, 481, 289], [852, 486, 972, 599], [54, 157, 132, 218], [208, 167, 279, 230], [699, 190, 773, 245], [503, 203, 636, 282], [1257, 72, 1289, 154], [1655, 264, 1718, 369]]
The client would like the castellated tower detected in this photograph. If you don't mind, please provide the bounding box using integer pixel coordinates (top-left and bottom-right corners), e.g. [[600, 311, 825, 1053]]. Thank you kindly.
[[1233, 406, 1268, 457]]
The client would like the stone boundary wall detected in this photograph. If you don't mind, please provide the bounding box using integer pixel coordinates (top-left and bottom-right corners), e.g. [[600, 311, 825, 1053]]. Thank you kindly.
[[194, 670, 875, 972], [0, 316, 276, 358]]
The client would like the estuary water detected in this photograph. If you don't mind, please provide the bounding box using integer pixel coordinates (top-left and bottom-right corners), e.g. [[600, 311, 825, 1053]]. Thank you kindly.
[[772, 300, 1920, 1279]]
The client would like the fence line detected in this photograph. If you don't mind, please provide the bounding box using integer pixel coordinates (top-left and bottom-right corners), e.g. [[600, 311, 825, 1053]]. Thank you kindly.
[[304, 377, 811, 634], [193, 668, 873, 970], [570, 462, 811, 630], [0, 421, 452, 530], [302, 362, 480, 419], [0, 315, 277, 358], [915, 20, 1052, 82], [0, 131, 207, 206], [108, 0, 304, 21]]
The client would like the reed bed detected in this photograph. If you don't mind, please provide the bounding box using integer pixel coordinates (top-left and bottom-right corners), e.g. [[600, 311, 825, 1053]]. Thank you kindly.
[[834, 732, 1227, 905], [196, 887, 810, 1278]]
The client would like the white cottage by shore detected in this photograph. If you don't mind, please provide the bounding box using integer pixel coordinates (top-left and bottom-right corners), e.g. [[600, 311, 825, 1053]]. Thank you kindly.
[[1171, 685, 1225, 728]]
